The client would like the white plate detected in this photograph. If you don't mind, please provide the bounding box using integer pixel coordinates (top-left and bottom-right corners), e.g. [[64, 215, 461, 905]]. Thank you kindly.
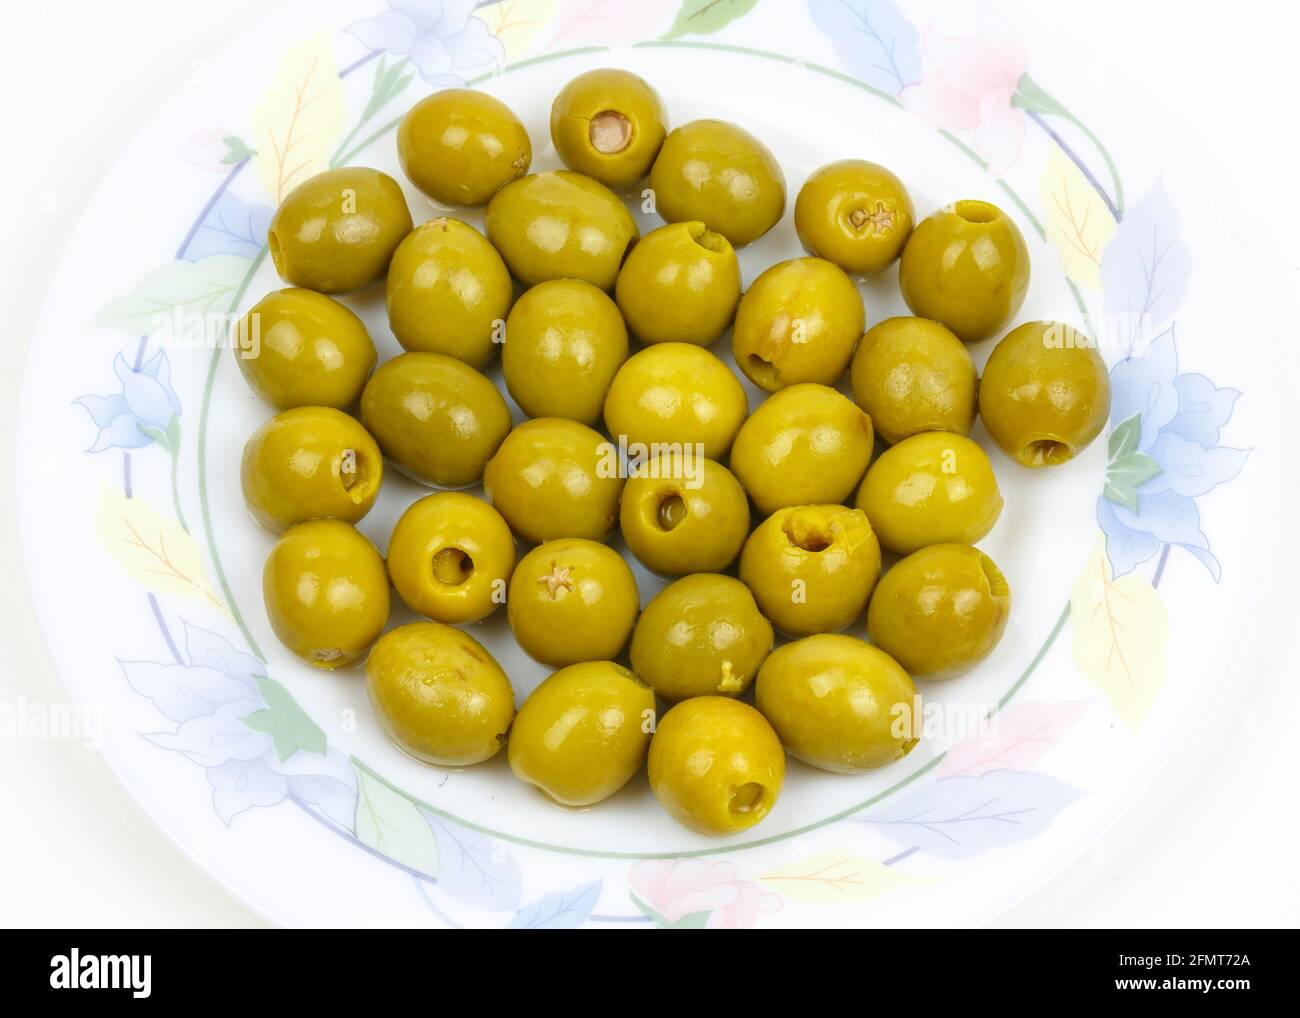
[[17, 0, 1274, 927]]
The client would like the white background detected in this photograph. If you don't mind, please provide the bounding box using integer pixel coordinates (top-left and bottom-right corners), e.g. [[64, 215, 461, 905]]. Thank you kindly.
[[1, 0, 1297, 928]]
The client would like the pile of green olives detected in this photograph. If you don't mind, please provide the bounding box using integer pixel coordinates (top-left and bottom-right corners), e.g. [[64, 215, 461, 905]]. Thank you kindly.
[[233, 66, 1112, 839]]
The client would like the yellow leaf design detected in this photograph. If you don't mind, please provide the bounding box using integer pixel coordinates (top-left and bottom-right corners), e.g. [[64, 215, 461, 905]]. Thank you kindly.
[[251, 32, 346, 203], [96, 485, 224, 611], [1070, 540, 1168, 729], [1040, 144, 1117, 290], [759, 850, 931, 905], [480, 0, 558, 60]]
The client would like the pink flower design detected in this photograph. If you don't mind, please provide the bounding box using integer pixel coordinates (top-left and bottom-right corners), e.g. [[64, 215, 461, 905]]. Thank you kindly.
[[630, 859, 781, 929], [183, 129, 233, 173], [899, 7, 1029, 175]]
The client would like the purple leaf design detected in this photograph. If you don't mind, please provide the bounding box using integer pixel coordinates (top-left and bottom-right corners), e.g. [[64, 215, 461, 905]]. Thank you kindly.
[[809, 0, 921, 94], [1101, 181, 1191, 340], [862, 770, 1084, 859], [424, 813, 522, 911], [507, 880, 602, 929], [183, 190, 273, 262]]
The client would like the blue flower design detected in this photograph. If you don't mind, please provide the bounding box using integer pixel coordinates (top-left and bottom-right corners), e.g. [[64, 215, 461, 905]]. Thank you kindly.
[[348, 0, 503, 85], [74, 350, 181, 453], [121, 620, 357, 826], [1097, 327, 1248, 582]]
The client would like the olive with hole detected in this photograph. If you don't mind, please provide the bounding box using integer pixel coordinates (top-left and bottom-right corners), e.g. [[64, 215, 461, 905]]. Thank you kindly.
[[397, 88, 531, 207], [385, 217, 513, 368], [366, 622, 515, 766], [794, 159, 914, 274], [867, 543, 1012, 679], [360, 352, 511, 489], [267, 167, 412, 293], [233, 288, 376, 411], [648, 696, 785, 836], [386, 492, 516, 625], [550, 68, 668, 189], [241, 407, 382, 532]]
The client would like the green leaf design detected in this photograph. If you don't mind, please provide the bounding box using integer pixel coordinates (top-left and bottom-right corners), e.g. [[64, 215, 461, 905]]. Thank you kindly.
[[1108, 413, 1142, 460], [241, 675, 327, 761], [1104, 452, 1162, 512], [1011, 72, 1070, 118], [354, 769, 440, 879], [662, 0, 759, 40], [221, 135, 256, 163], [136, 416, 182, 456], [95, 255, 251, 336], [632, 895, 712, 929]]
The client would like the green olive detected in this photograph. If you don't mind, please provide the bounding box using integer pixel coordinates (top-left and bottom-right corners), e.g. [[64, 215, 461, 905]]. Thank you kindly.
[[732, 257, 865, 391], [483, 417, 624, 543], [794, 160, 914, 274], [360, 352, 511, 488], [615, 221, 741, 346], [397, 88, 530, 206], [620, 454, 750, 576], [630, 573, 773, 703], [898, 199, 1029, 343], [385, 217, 513, 368], [263, 519, 390, 669], [387, 492, 515, 625], [485, 170, 638, 290], [649, 119, 786, 247], [979, 321, 1111, 467], [648, 696, 785, 835], [755, 634, 917, 773], [507, 538, 639, 667], [509, 661, 655, 807], [867, 543, 1011, 679], [856, 432, 1003, 555], [849, 315, 976, 444], [366, 622, 515, 766], [241, 407, 382, 532], [502, 279, 628, 425], [739, 505, 880, 636], [234, 288, 376, 411], [267, 167, 412, 293], [603, 343, 748, 460], [550, 69, 667, 190], [730, 383, 874, 515]]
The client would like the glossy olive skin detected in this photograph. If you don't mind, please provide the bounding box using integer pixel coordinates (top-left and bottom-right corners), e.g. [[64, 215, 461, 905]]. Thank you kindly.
[[267, 167, 412, 293], [849, 316, 976, 444], [387, 492, 515, 625], [898, 200, 1029, 343], [263, 519, 390, 669], [241, 407, 382, 532], [650, 120, 786, 247], [386, 217, 512, 368], [739, 505, 881, 636], [234, 289, 376, 410], [615, 221, 740, 346], [732, 257, 865, 391], [755, 634, 917, 773], [360, 352, 511, 488], [630, 574, 773, 703], [620, 455, 750, 576], [366, 622, 515, 766], [603, 343, 748, 460], [648, 697, 785, 835], [502, 279, 628, 424], [485, 171, 638, 290], [730, 383, 874, 515], [483, 418, 624, 543], [794, 160, 914, 275], [867, 543, 1011, 679], [979, 321, 1111, 467], [509, 661, 655, 806], [550, 69, 667, 190], [397, 89, 530, 206], [856, 432, 1003, 555], [507, 539, 639, 667]]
